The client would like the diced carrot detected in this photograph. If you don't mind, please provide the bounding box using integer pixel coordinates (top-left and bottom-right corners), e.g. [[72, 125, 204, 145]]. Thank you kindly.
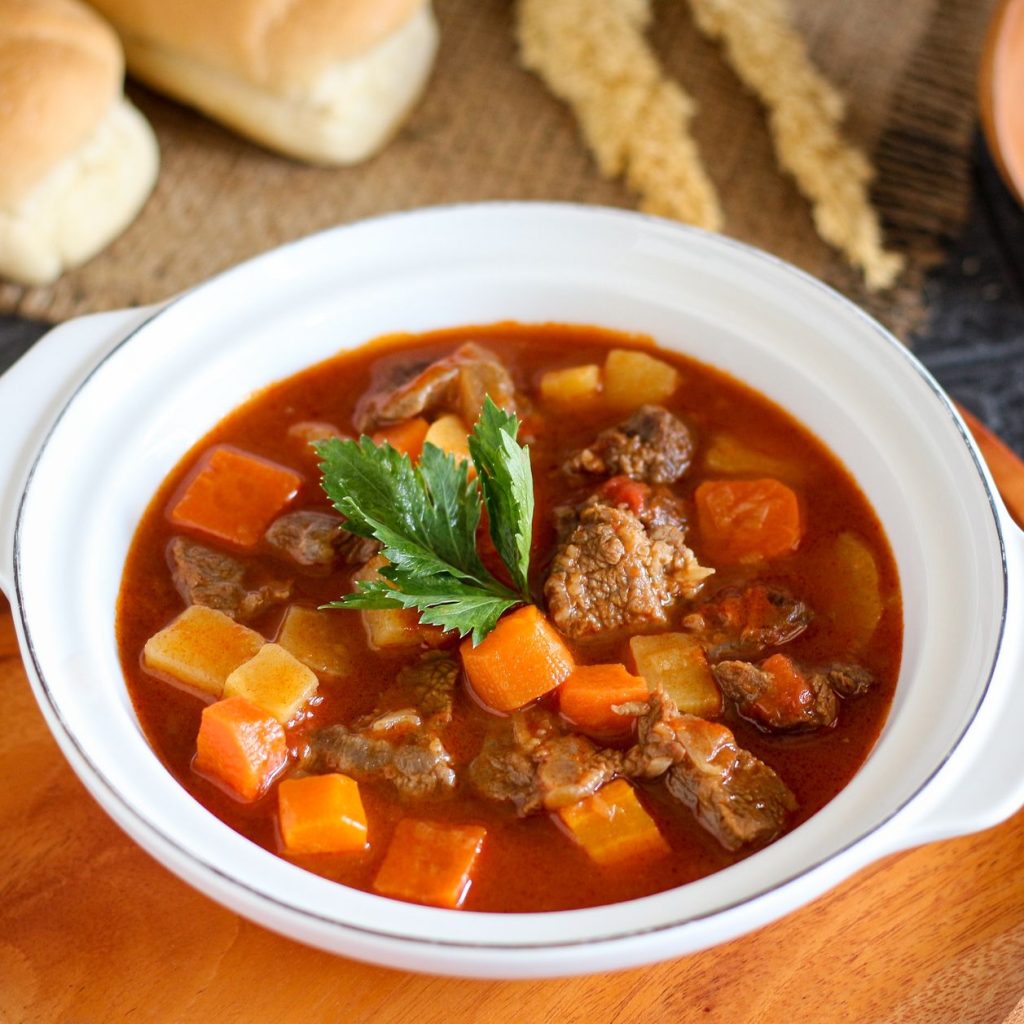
[[559, 779, 669, 866], [694, 478, 802, 565], [373, 819, 487, 909], [755, 654, 815, 724], [278, 774, 368, 855], [169, 445, 302, 548], [194, 696, 288, 801], [372, 417, 430, 460], [559, 663, 649, 739], [461, 605, 575, 712]]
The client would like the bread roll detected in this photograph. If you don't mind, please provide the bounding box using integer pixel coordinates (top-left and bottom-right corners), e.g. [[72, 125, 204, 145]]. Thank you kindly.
[[0, 0, 159, 286], [86, 0, 439, 165]]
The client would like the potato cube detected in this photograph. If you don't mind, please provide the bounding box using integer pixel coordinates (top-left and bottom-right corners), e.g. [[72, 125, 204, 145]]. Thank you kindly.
[[278, 774, 368, 855], [353, 556, 444, 650], [539, 364, 602, 406], [828, 532, 883, 650], [603, 349, 679, 410], [704, 433, 802, 483], [559, 779, 669, 866], [423, 414, 471, 463], [223, 643, 319, 724], [143, 605, 265, 698], [277, 605, 353, 677], [629, 633, 722, 717]]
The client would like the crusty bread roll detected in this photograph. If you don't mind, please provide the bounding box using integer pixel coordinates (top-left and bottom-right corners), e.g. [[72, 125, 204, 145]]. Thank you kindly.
[[85, 0, 439, 165], [0, 0, 159, 286]]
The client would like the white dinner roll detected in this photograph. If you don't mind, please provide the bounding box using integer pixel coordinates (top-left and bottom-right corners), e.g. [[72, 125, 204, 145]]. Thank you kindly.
[[0, 0, 159, 286], [85, 0, 440, 165]]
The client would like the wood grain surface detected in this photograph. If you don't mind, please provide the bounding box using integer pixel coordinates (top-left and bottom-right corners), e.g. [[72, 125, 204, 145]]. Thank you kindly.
[[2, 428, 1024, 1024]]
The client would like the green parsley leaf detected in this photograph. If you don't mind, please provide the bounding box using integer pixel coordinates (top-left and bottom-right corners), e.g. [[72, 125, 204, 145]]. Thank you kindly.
[[468, 398, 534, 601], [315, 411, 534, 644]]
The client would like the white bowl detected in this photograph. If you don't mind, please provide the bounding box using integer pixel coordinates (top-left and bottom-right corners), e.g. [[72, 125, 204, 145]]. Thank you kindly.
[[2, 204, 1024, 978]]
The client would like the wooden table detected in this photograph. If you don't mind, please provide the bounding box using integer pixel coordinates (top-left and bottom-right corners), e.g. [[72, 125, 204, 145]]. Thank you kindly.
[[2, 417, 1024, 1024]]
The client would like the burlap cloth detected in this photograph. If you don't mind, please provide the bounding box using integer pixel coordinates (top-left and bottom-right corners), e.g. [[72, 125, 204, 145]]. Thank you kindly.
[[0, 0, 995, 339]]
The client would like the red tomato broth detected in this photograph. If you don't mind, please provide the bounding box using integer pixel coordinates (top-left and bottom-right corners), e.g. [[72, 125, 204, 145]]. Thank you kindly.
[[116, 323, 902, 913]]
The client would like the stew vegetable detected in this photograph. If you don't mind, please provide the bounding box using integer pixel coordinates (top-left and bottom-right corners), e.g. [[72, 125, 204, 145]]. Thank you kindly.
[[117, 323, 901, 912]]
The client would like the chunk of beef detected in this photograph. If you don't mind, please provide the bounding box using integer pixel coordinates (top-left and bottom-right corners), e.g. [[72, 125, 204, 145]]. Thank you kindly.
[[682, 584, 811, 659], [554, 480, 688, 543], [624, 688, 796, 851], [713, 658, 876, 732], [265, 510, 379, 571], [357, 342, 516, 430], [392, 652, 458, 724], [469, 711, 622, 815], [167, 537, 291, 622], [565, 406, 695, 484], [824, 663, 876, 698], [545, 503, 712, 639], [305, 719, 456, 799], [713, 659, 838, 731], [471, 688, 794, 851], [265, 511, 340, 568]]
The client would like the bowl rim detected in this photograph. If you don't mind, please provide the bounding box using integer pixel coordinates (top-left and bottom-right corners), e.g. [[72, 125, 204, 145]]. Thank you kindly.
[[10, 200, 1009, 951]]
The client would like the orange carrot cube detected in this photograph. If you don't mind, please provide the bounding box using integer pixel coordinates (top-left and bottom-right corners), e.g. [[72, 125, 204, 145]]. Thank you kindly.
[[194, 696, 288, 801], [461, 606, 575, 712], [278, 774, 368, 855], [169, 445, 302, 548], [695, 478, 802, 565], [559, 779, 669, 866], [559, 663, 649, 739], [373, 820, 487, 909], [372, 417, 430, 460]]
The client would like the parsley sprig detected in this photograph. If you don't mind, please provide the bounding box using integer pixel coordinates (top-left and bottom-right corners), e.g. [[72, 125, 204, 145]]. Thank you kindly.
[[315, 399, 534, 644]]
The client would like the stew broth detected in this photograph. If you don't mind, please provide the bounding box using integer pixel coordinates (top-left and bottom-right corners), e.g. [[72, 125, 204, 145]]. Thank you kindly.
[[116, 323, 901, 912]]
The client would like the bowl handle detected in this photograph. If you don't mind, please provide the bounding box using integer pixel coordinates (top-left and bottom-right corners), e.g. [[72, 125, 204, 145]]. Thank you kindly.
[[0, 305, 162, 597], [891, 511, 1024, 848]]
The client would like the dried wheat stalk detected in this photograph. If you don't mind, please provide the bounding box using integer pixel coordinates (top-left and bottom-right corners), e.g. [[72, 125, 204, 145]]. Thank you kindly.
[[517, 0, 723, 231], [685, 0, 904, 290]]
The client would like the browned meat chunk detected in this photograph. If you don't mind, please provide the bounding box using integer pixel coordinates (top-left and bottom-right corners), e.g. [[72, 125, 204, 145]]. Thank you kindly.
[[825, 663, 876, 698], [565, 406, 694, 484], [624, 689, 796, 850], [392, 652, 458, 724], [305, 717, 456, 799], [468, 711, 621, 815], [545, 503, 712, 639], [713, 658, 876, 732], [167, 537, 291, 622], [682, 584, 811, 659], [554, 480, 688, 542], [713, 658, 838, 731], [265, 511, 342, 568], [357, 342, 516, 430], [265, 510, 379, 570]]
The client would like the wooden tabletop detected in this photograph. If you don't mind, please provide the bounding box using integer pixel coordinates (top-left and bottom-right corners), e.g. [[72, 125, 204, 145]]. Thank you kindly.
[[2, 415, 1024, 1024]]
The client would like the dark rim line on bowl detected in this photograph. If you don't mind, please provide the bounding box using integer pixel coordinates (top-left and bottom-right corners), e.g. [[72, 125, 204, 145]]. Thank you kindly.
[[10, 203, 1009, 952]]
